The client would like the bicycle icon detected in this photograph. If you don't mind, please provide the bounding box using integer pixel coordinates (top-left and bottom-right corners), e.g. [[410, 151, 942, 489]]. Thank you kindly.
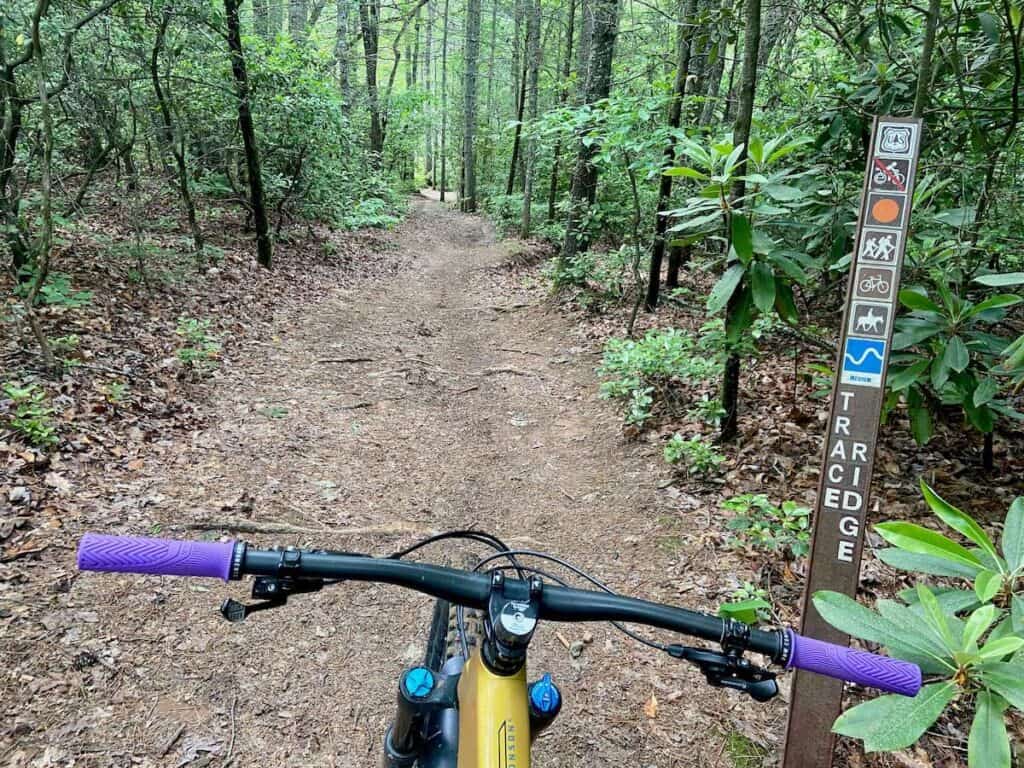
[[858, 274, 890, 294], [872, 163, 906, 187]]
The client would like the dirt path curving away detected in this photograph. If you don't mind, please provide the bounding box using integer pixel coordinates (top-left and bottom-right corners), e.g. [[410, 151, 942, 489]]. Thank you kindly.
[[5, 198, 785, 767]]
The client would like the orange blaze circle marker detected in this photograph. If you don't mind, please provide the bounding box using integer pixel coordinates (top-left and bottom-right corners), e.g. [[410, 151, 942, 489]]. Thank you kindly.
[[871, 198, 900, 223]]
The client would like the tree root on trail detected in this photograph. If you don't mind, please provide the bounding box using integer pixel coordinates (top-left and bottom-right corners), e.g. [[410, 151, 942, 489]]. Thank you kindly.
[[187, 519, 434, 536]]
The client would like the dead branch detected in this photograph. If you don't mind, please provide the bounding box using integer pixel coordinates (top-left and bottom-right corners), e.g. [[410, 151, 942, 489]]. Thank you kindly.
[[187, 520, 432, 536]]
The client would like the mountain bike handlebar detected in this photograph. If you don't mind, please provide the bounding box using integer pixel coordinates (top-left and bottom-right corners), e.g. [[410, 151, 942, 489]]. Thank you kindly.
[[77, 533, 922, 697]]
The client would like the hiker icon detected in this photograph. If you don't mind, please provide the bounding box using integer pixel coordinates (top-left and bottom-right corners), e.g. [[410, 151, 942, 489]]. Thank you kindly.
[[860, 233, 897, 263]]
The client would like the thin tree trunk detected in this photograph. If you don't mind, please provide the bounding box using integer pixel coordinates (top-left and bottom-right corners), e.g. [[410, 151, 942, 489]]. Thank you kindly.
[[461, 0, 481, 211], [560, 0, 620, 269], [722, 46, 739, 122], [425, 0, 434, 184], [699, 0, 732, 126], [412, 7, 420, 86], [225, 0, 273, 269], [645, 0, 698, 311], [547, 0, 577, 222], [269, 0, 284, 34], [721, 0, 761, 440], [506, 57, 528, 195], [520, 0, 541, 233], [512, 0, 523, 115], [336, 0, 353, 109], [575, 0, 594, 103], [254, 0, 270, 38], [151, 8, 203, 256], [289, 0, 308, 39], [26, 1, 55, 369], [912, 0, 940, 117], [439, 0, 450, 200], [483, 0, 498, 184], [359, 0, 384, 159]]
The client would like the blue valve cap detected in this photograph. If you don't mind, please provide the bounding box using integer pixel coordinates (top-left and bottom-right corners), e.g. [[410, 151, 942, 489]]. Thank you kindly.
[[403, 667, 435, 698], [529, 673, 561, 715]]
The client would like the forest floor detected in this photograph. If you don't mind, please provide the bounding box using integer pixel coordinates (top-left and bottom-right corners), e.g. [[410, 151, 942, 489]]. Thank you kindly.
[[2, 197, 791, 767], [3, 194, 1022, 768]]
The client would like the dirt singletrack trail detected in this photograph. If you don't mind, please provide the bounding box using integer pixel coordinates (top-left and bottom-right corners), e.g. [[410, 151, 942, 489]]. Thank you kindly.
[[6, 199, 785, 766]]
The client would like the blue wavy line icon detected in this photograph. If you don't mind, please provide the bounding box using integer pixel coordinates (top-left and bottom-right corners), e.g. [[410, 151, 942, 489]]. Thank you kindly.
[[844, 347, 884, 366], [843, 338, 886, 376]]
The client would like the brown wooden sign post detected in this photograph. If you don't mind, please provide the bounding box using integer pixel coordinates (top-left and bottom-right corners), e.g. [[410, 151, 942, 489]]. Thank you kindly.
[[781, 116, 922, 768]]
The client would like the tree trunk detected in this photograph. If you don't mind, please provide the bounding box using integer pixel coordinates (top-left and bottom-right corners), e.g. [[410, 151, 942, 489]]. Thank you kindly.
[[461, 0, 481, 211], [151, 8, 203, 256], [483, 0, 498, 184], [26, 4, 56, 370], [411, 7, 420, 86], [439, 0, 450, 200], [645, 0, 698, 311], [254, 0, 270, 38], [225, 0, 274, 269], [520, 0, 541, 233], [698, 0, 732, 127], [359, 0, 384, 159], [505, 59, 528, 195], [547, 0, 577, 222], [336, 0, 353, 109], [720, 0, 761, 441], [912, 0, 940, 117], [560, 0, 620, 269], [289, 0, 308, 39], [269, 0, 285, 34], [512, 0, 523, 116], [424, 0, 434, 184], [575, 0, 594, 102]]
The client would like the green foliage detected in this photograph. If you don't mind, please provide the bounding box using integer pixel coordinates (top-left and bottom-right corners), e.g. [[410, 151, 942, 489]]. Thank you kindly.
[[724, 494, 811, 559], [665, 133, 817, 343], [598, 329, 719, 426], [718, 582, 772, 625], [887, 278, 1023, 444], [341, 197, 403, 230], [2, 381, 59, 447], [819, 482, 1024, 765], [543, 244, 634, 298], [175, 317, 221, 370], [686, 395, 727, 426], [876, 480, 1024, 618], [663, 434, 724, 476], [100, 381, 128, 404], [15, 269, 93, 308]]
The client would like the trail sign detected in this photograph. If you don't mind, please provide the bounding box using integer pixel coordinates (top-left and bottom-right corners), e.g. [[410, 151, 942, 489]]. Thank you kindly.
[[781, 117, 922, 768]]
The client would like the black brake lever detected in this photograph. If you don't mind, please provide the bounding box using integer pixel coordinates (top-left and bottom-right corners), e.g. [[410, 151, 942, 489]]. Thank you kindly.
[[666, 645, 779, 702], [220, 575, 325, 623]]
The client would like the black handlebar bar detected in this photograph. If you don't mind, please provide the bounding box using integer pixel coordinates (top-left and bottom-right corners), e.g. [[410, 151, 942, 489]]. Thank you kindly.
[[241, 545, 786, 660]]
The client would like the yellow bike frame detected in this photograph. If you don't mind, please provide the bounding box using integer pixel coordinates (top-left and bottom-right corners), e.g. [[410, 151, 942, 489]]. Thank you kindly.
[[456, 649, 531, 768]]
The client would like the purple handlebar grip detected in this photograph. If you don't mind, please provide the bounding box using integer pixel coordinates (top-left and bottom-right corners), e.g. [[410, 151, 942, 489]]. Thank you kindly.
[[77, 534, 235, 581], [786, 629, 921, 697]]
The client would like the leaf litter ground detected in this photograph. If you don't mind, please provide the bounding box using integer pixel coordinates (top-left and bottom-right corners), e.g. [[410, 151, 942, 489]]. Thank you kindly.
[[2, 195, 1022, 767]]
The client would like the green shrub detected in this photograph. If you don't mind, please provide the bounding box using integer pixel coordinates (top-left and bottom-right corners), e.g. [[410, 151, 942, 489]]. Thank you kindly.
[[175, 317, 221, 370], [2, 381, 59, 447], [887, 277, 1023, 445], [663, 434, 724, 476], [724, 493, 811, 559], [15, 269, 93, 308], [598, 328, 719, 427], [718, 582, 772, 625], [818, 482, 1024, 766]]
